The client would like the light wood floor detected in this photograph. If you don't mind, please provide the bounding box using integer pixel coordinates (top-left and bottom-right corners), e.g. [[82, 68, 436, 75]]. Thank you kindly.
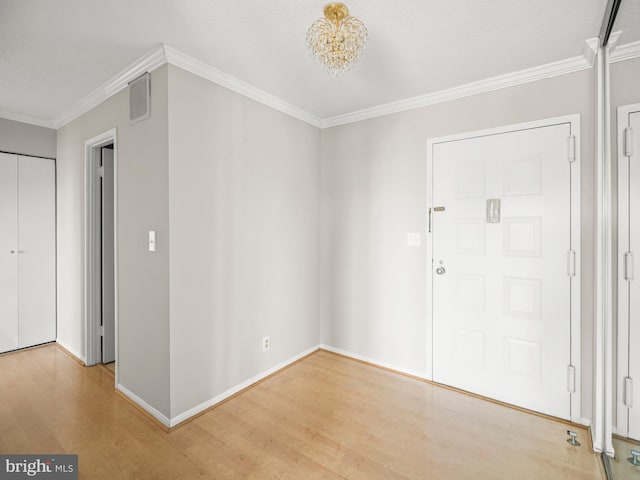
[[0, 345, 604, 479], [103, 361, 115, 375]]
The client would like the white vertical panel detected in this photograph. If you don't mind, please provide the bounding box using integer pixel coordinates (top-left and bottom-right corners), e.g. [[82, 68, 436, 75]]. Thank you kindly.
[[18, 156, 56, 348], [0, 153, 19, 353]]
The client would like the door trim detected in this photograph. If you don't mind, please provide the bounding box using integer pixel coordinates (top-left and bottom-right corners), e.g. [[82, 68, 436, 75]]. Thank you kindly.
[[84, 129, 118, 384], [616, 102, 640, 439], [425, 114, 582, 423]]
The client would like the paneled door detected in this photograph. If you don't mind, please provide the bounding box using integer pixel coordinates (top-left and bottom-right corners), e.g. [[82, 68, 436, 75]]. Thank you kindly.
[[618, 103, 640, 441], [428, 117, 580, 420]]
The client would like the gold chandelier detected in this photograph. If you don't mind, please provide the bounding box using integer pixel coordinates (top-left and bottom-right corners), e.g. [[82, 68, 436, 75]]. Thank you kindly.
[[306, 3, 368, 77]]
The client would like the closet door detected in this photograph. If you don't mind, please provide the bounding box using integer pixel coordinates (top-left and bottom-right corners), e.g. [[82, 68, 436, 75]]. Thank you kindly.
[[18, 156, 56, 348], [0, 153, 19, 353], [618, 104, 640, 441]]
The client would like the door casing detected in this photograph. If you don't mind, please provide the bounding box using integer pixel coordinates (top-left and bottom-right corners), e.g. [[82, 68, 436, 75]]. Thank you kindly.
[[84, 129, 118, 382]]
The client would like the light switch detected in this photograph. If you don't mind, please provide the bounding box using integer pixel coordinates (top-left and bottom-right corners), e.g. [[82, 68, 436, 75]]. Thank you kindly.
[[407, 232, 421, 247], [148, 231, 156, 252]]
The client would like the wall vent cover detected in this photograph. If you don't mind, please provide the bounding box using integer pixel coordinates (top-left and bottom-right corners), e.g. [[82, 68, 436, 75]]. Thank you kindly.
[[129, 72, 150, 124]]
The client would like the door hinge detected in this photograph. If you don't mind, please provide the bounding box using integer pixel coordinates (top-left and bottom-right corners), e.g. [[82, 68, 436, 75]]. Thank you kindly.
[[625, 127, 634, 157], [428, 207, 432, 233], [624, 377, 633, 407], [100, 325, 105, 336], [567, 365, 576, 393], [568, 135, 576, 162], [97, 166, 105, 178], [624, 252, 634, 281], [567, 250, 576, 277]]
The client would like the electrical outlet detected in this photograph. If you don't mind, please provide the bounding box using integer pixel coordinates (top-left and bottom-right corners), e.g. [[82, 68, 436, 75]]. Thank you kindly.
[[262, 336, 271, 352]]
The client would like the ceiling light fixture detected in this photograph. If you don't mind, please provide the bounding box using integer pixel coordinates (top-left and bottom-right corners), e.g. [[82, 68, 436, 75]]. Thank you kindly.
[[306, 3, 368, 77]]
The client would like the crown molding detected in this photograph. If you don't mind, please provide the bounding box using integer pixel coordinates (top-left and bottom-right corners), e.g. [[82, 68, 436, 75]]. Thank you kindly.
[[52, 45, 166, 129], [9, 38, 611, 132], [163, 46, 323, 128], [0, 110, 55, 129], [321, 48, 594, 129], [610, 39, 640, 63], [583, 37, 600, 67], [51, 44, 323, 129]]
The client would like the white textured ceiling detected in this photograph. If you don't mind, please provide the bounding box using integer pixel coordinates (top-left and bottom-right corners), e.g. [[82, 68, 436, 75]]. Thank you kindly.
[[0, 0, 625, 126]]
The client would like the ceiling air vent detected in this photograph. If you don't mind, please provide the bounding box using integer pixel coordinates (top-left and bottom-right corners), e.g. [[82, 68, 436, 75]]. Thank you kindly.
[[129, 72, 150, 124]]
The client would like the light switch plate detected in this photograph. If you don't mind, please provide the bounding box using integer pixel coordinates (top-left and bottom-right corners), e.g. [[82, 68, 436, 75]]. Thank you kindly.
[[148, 230, 156, 252], [407, 232, 421, 247]]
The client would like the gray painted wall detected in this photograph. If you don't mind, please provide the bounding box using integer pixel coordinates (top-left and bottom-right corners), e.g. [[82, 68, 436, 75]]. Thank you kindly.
[[167, 65, 321, 418], [56, 65, 171, 417], [0, 118, 56, 158], [611, 57, 640, 109], [320, 69, 596, 422]]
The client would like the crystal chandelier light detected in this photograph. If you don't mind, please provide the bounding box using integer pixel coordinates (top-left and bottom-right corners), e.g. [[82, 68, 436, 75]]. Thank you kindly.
[[306, 3, 368, 77]]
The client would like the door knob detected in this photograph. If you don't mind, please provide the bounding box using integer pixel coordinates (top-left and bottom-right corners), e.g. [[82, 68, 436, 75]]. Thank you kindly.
[[10, 250, 16, 254], [436, 266, 446, 275]]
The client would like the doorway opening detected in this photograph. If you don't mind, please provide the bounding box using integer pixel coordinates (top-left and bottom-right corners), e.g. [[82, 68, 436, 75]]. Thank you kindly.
[[84, 129, 118, 382]]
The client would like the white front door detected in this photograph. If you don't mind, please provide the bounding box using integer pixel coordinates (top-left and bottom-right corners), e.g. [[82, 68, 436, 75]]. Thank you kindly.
[[428, 117, 580, 420], [617, 104, 640, 441]]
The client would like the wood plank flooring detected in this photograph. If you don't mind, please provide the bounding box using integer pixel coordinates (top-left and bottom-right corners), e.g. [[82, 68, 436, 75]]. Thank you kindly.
[[0, 345, 604, 479]]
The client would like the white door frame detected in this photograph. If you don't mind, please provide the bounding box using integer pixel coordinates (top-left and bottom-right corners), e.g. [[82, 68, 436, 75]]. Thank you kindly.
[[616, 102, 640, 439], [426, 114, 582, 423], [84, 128, 118, 382]]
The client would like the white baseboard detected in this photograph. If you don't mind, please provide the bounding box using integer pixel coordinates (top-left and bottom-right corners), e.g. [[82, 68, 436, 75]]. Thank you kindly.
[[579, 417, 592, 427], [55, 338, 86, 364], [117, 383, 171, 428], [169, 344, 321, 427], [319, 344, 429, 380]]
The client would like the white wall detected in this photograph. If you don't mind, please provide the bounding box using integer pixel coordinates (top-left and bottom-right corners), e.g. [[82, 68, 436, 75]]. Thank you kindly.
[[56, 65, 171, 417], [320, 69, 596, 420], [0, 118, 56, 158], [167, 65, 321, 418]]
